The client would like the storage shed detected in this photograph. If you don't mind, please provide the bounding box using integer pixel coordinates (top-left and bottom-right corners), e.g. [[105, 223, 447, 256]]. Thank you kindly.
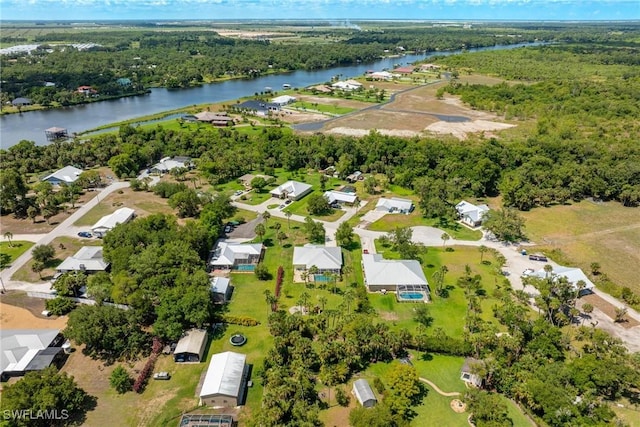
[[174, 329, 208, 363], [199, 351, 247, 407], [352, 379, 377, 408]]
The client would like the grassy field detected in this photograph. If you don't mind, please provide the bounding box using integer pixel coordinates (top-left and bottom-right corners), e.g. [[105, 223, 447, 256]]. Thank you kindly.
[[0, 241, 34, 265], [520, 200, 640, 295], [289, 101, 356, 115], [368, 208, 482, 241]]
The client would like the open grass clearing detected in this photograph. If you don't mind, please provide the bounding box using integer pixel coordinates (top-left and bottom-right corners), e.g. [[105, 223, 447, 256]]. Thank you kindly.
[[368, 209, 482, 241], [0, 241, 34, 265], [520, 200, 640, 295], [289, 101, 356, 115]]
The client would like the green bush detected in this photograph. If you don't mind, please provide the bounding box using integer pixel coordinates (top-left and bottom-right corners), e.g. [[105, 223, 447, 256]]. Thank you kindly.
[[45, 296, 76, 315], [223, 315, 260, 326], [373, 377, 386, 394], [109, 365, 133, 394]]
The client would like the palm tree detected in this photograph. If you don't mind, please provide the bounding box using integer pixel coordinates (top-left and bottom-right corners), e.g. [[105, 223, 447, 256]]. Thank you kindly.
[[277, 231, 287, 246], [318, 295, 328, 312], [273, 222, 282, 233], [264, 289, 277, 314], [441, 232, 450, 248], [285, 211, 292, 229], [479, 245, 488, 263], [254, 223, 266, 241], [582, 303, 594, 325], [301, 270, 309, 287], [3, 232, 13, 247], [262, 211, 271, 227], [543, 264, 554, 279], [343, 289, 355, 314], [300, 291, 310, 314], [309, 265, 319, 287]]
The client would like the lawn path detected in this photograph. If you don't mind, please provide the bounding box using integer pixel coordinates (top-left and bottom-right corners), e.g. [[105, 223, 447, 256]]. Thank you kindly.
[[419, 377, 461, 397]]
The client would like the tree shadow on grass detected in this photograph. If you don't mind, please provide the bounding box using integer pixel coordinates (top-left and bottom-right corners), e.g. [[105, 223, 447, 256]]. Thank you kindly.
[[263, 238, 274, 247], [68, 394, 98, 427], [343, 241, 361, 251]]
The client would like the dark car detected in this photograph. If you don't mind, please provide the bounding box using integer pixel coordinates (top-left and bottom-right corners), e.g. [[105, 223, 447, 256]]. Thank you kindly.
[[77, 231, 92, 238]]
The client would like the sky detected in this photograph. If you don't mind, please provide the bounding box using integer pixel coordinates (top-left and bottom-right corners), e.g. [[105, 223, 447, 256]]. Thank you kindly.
[[0, 0, 638, 21]]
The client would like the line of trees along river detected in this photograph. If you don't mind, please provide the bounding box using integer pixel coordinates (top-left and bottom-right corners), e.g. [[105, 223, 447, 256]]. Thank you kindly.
[[0, 43, 540, 148]]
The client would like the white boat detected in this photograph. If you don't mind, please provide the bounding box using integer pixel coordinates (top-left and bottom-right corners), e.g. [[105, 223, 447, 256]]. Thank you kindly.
[[282, 84, 291, 89]]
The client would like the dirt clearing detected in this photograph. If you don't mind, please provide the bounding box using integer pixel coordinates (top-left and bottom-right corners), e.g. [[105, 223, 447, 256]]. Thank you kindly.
[[0, 299, 68, 329]]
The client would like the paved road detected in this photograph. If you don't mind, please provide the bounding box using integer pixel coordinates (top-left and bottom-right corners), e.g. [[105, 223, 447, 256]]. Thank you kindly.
[[1, 180, 129, 291]]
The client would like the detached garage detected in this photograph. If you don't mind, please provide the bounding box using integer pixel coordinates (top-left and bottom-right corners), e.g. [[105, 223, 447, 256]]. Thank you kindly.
[[199, 351, 247, 407], [174, 329, 208, 363]]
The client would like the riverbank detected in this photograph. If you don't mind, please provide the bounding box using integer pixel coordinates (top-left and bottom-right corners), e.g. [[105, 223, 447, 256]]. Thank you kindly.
[[0, 90, 151, 117]]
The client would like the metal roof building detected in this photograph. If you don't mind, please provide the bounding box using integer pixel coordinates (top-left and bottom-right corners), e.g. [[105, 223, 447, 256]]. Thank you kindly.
[[270, 180, 313, 201], [1, 329, 63, 380], [199, 351, 247, 407], [91, 207, 135, 237], [174, 329, 208, 363], [352, 379, 377, 408], [375, 197, 414, 214], [41, 165, 83, 185], [293, 244, 342, 273], [210, 276, 232, 304]]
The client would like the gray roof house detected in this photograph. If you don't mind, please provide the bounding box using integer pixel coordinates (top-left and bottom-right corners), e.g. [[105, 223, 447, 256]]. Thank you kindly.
[[324, 190, 358, 206], [528, 266, 595, 294], [12, 97, 32, 106], [57, 246, 109, 273], [41, 165, 83, 185], [149, 156, 192, 175], [362, 254, 428, 292], [293, 244, 342, 281], [456, 201, 490, 227], [270, 181, 313, 201], [1, 329, 64, 381], [209, 242, 263, 270], [200, 351, 248, 407], [210, 276, 232, 304], [91, 207, 135, 238], [174, 329, 208, 363], [352, 379, 377, 408], [375, 197, 414, 214]]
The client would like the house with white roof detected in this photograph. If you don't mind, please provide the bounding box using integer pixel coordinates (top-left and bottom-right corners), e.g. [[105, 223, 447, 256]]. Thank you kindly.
[[91, 207, 135, 238], [199, 351, 248, 407], [375, 197, 414, 214], [210, 276, 232, 303], [369, 71, 395, 80], [209, 242, 263, 271], [57, 246, 109, 274], [456, 201, 490, 227], [528, 266, 595, 294], [323, 190, 358, 206], [293, 244, 342, 281], [331, 80, 363, 91], [149, 156, 192, 175], [1, 329, 64, 381], [362, 253, 428, 292], [270, 180, 313, 201], [271, 95, 297, 105], [41, 165, 83, 186]]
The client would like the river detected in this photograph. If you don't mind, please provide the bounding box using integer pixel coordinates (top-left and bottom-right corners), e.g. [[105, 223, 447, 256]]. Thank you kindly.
[[0, 42, 540, 148]]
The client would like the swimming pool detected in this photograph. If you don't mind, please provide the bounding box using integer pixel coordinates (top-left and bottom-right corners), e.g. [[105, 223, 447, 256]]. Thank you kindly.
[[236, 264, 256, 271], [398, 292, 425, 300], [314, 274, 330, 282]]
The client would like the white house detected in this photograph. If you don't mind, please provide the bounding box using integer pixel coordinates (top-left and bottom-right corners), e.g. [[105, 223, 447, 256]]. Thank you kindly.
[[375, 197, 414, 214], [528, 266, 595, 294], [209, 242, 263, 270], [331, 79, 362, 91], [456, 201, 490, 227], [270, 180, 313, 201], [56, 246, 109, 274], [323, 190, 358, 206], [369, 71, 395, 80], [91, 207, 135, 238], [293, 244, 342, 281], [1, 329, 63, 381], [41, 166, 83, 186], [271, 95, 297, 105], [352, 379, 377, 408], [199, 351, 247, 407], [149, 156, 192, 175], [362, 254, 428, 292]]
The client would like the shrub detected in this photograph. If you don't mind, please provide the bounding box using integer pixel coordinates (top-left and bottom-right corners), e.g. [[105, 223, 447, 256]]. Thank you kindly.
[[255, 263, 271, 280], [275, 266, 284, 297], [132, 337, 162, 393], [335, 387, 350, 407], [152, 182, 188, 198], [373, 377, 386, 394], [223, 315, 260, 326], [45, 296, 76, 315], [110, 365, 133, 394]]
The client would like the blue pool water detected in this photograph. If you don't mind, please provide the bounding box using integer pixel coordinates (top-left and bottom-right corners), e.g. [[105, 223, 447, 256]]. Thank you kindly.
[[399, 292, 424, 300], [236, 265, 256, 271], [314, 275, 330, 282]]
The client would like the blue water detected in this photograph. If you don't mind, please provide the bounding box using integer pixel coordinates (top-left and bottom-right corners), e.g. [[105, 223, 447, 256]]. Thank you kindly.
[[236, 265, 256, 271], [314, 274, 331, 282], [399, 292, 424, 300], [0, 42, 543, 147]]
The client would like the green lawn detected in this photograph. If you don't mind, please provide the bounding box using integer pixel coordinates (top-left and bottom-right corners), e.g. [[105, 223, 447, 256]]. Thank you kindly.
[[284, 190, 346, 222], [0, 241, 34, 265], [370, 245, 510, 338], [368, 210, 482, 241], [73, 202, 119, 226], [289, 101, 356, 115]]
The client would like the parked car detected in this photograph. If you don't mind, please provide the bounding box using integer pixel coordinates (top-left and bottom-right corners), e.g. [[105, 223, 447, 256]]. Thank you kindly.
[[363, 249, 369, 254], [528, 254, 548, 262], [284, 199, 292, 205], [279, 204, 286, 209], [234, 190, 243, 196], [224, 225, 233, 233], [153, 372, 170, 380], [77, 231, 92, 238]]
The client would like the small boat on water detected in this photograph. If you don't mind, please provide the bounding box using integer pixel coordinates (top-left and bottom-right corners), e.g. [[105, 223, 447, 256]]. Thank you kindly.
[[282, 84, 291, 89]]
